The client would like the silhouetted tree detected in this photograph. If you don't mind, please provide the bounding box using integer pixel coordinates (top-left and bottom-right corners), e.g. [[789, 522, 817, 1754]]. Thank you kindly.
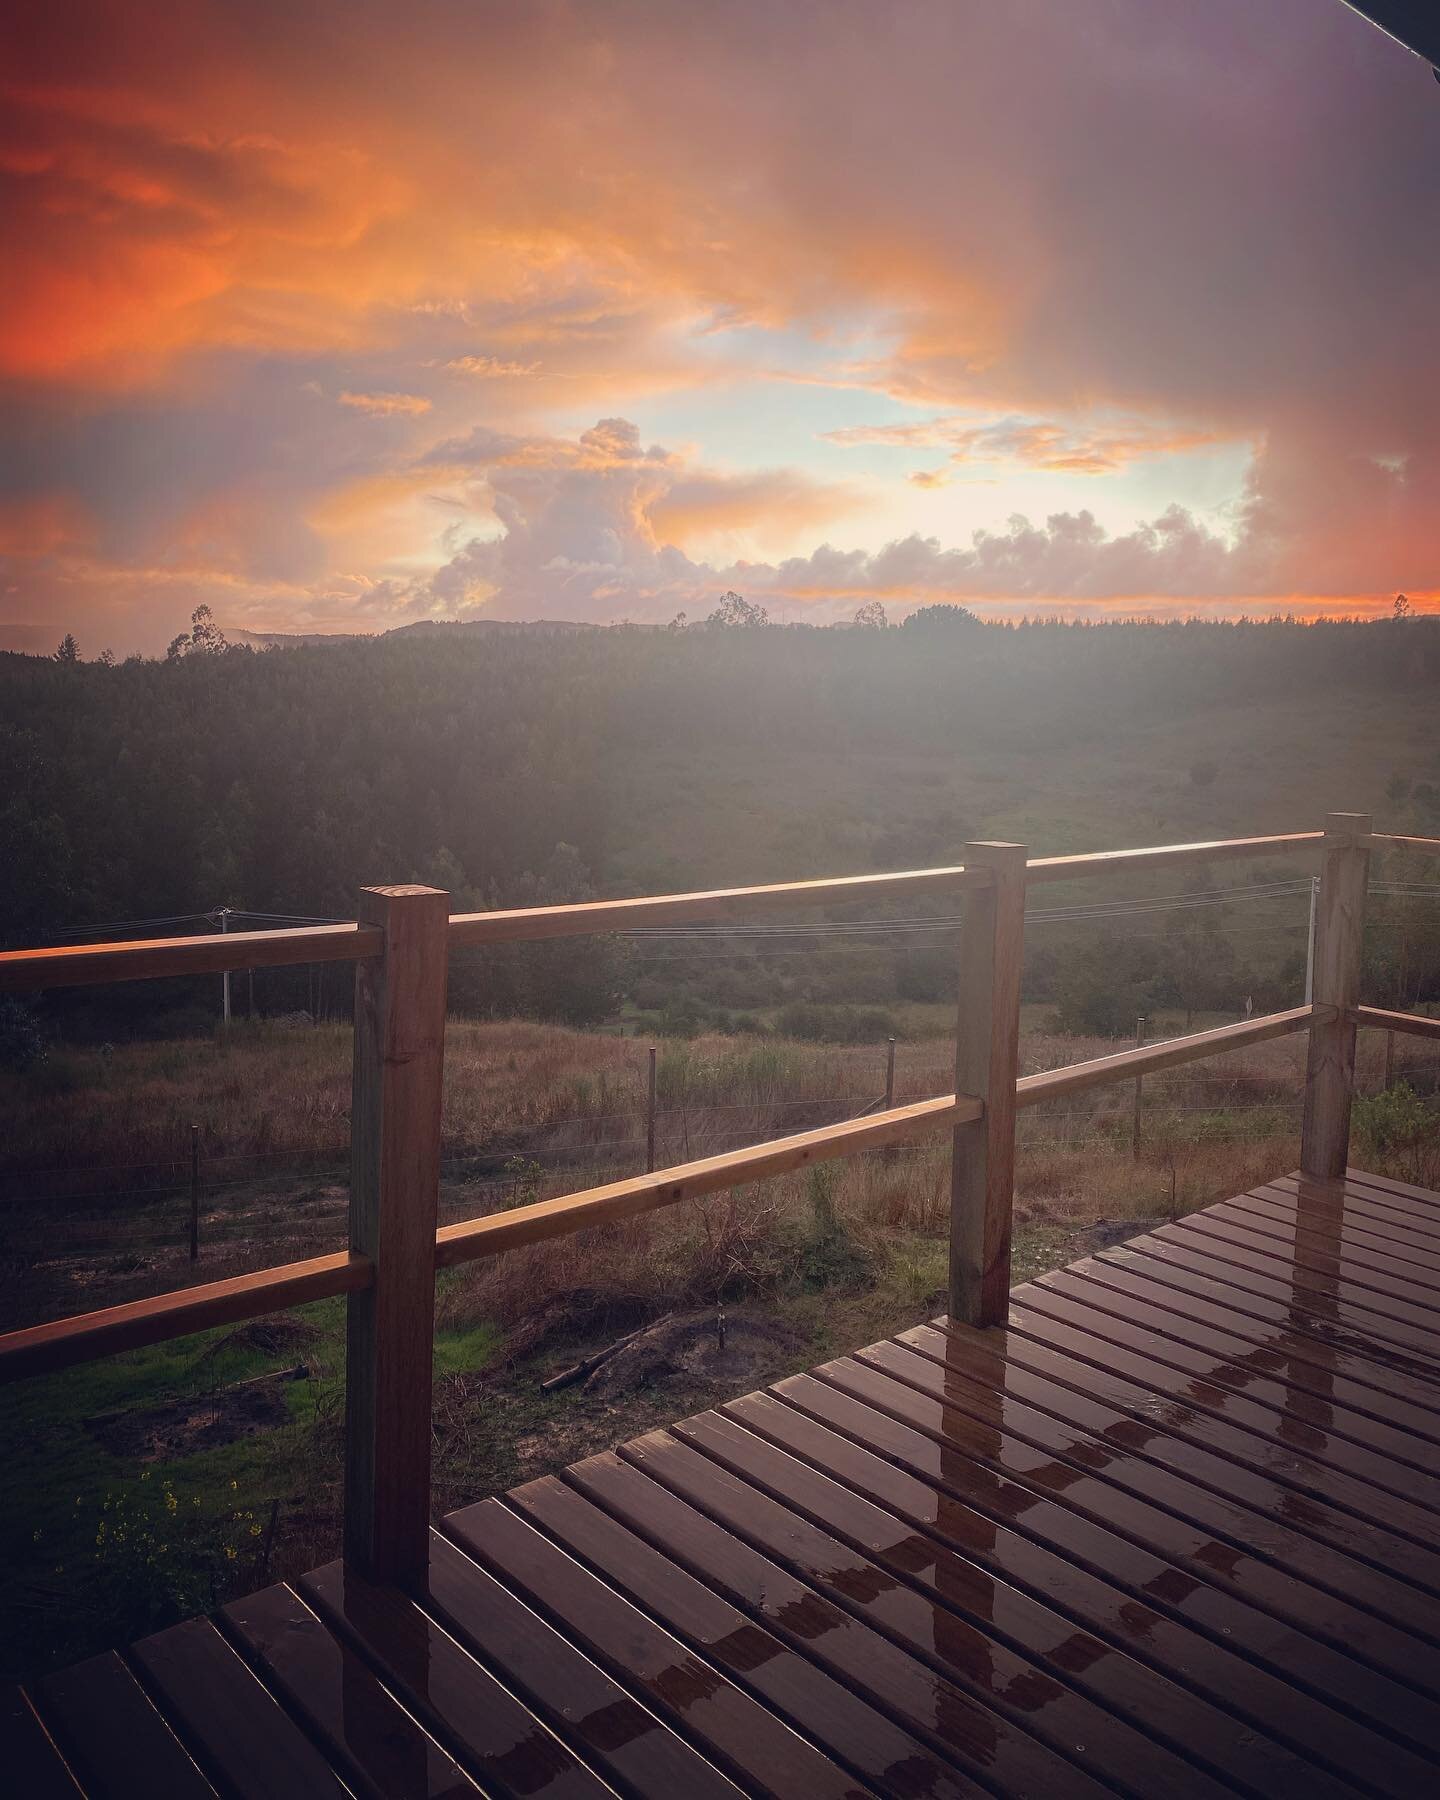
[[166, 604, 232, 660], [899, 603, 980, 631], [705, 590, 769, 629]]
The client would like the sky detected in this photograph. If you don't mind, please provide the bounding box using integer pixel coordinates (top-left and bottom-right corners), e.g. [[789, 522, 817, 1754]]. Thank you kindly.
[[2, 0, 1439, 655]]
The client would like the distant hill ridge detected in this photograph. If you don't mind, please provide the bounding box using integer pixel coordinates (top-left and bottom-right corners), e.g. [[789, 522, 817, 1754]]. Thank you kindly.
[[226, 618, 604, 648]]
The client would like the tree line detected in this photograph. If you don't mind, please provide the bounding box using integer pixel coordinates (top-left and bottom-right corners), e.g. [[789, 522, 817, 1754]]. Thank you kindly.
[[3, 607, 1437, 1043]]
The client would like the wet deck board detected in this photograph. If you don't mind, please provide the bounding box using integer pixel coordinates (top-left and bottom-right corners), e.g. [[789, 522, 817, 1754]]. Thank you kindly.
[[22, 1169, 1440, 1797]]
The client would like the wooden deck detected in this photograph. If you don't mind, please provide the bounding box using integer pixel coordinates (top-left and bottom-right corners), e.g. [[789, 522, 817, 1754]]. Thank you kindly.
[[11, 1167, 1440, 1798]]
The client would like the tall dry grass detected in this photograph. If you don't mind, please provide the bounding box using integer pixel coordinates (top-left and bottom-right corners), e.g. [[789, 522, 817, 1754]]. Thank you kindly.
[[2, 1016, 1435, 1347]]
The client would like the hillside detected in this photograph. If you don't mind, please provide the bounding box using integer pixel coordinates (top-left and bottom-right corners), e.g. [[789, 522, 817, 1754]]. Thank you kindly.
[[5, 615, 1439, 1044]]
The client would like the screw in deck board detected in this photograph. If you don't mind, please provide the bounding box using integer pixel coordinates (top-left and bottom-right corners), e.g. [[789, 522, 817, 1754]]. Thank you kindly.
[[344, 884, 450, 1586], [1300, 813, 1371, 1181], [949, 842, 1027, 1329]]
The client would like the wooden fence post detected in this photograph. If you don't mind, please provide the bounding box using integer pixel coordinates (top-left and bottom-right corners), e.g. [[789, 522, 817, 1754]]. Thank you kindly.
[[345, 884, 450, 1584], [189, 1124, 200, 1262], [950, 842, 1027, 1327], [1300, 814, 1370, 1182], [646, 1046, 658, 1174], [1131, 1016, 1145, 1161]]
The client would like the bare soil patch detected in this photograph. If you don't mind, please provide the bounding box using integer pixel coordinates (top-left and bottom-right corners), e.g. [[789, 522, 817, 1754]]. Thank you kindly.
[[85, 1368, 306, 1461], [581, 1310, 802, 1398]]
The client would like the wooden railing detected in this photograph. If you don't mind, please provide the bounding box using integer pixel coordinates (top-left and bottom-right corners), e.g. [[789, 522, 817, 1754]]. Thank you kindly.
[[1, 813, 1436, 1579]]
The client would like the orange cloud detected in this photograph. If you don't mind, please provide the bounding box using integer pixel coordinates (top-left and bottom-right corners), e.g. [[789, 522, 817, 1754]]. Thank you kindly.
[[338, 390, 432, 416], [2, 1, 1439, 646], [827, 414, 1224, 474], [649, 469, 865, 552], [446, 355, 541, 377]]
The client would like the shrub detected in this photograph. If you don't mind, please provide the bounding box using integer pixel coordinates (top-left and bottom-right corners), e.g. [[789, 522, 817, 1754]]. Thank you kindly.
[[0, 998, 47, 1072], [1353, 1082, 1434, 1158], [775, 1002, 899, 1044]]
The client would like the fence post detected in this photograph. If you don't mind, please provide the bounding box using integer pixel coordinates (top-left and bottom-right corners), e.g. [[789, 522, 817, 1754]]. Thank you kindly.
[[646, 1045, 658, 1174], [950, 842, 1027, 1327], [1131, 1017, 1146, 1161], [1300, 814, 1370, 1182], [189, 1124, 200, 1262], [344, 884, 449, 1584]]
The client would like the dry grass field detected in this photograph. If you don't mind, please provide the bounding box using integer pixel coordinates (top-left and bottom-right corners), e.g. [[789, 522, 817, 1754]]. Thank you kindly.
[[2, 1013, 1436, 1681]]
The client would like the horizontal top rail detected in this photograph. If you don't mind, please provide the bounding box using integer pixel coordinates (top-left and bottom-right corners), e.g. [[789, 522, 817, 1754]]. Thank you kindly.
[[1024, 832, 1322, 884], [0, 830, 1333, 991], [1364, 832, 1440, 856], [0, 922, 384, 993], [448, 863, 996, 946], [1354, 1004, 1440, 1042]]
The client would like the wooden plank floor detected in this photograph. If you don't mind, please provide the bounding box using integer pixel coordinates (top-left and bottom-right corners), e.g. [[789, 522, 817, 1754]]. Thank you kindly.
[[19, 1168, 1440, 1797]]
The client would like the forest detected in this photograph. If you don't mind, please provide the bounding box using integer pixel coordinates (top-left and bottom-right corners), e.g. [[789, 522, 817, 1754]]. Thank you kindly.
[[4, 607, 1439, 1046]]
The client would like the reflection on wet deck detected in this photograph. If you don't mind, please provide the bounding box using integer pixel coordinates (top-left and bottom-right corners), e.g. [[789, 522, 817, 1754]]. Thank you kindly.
[[15, 1168, 1440, 1797]]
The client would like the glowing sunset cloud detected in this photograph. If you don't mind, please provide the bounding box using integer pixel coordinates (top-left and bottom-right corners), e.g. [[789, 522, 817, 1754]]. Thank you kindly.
[[1, 0, 1437, 652]]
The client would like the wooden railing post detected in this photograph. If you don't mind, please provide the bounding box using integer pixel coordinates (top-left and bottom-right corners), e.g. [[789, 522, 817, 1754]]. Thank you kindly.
[[950, 842, 1027, 1327], [345, 884, 449, 1583], [1300, 814, 1370, 1181]]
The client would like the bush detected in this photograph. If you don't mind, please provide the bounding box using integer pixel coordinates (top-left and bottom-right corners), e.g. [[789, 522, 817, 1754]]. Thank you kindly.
[[776, 1002, 899, 1043], [0, 998, 47, 1072], [1353, 1082, 1434, 1158]]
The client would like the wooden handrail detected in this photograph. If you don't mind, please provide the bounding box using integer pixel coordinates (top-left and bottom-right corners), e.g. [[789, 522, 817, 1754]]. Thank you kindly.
[[0, 1251, 371, 1382], [1015, 1005, 1321, 1107], [435, 1092, 982, 1268], [1353, 1003, 1440, 1042], [0, 829, 1330, 990], [0, 922, 384, 993], [449, 863, 997, 946], [1024, 833, 1322, 884], [1363, 832, 1440, 856]]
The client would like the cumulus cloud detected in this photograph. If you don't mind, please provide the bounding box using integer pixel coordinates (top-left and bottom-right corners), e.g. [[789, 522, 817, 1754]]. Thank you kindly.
[[406, 417, 1257, 622]]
